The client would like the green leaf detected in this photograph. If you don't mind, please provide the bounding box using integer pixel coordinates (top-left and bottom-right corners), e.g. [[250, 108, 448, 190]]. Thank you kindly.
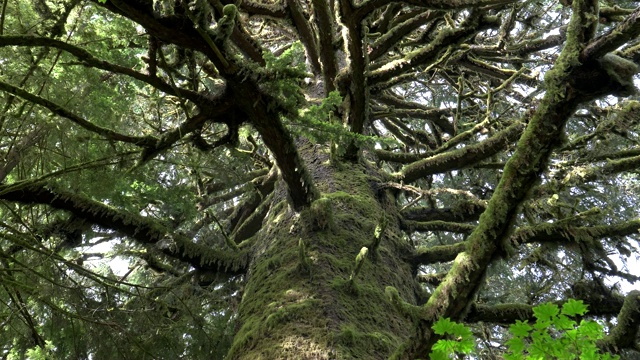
[[432, 317, 455, 335], [429, 349, 449, 360], [509, 320, 532, 337], [533, 303, 559, 321], [554, 314, 576, 330], [506, 337, 525, 354], [562, 299, 588, 317]]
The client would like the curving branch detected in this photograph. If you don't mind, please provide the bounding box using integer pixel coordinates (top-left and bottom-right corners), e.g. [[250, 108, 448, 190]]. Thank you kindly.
[[600, 290, 640, 352]]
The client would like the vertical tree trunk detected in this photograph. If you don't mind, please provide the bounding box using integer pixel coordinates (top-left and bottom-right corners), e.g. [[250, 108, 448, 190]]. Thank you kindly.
[[228, 146, 422, 359]]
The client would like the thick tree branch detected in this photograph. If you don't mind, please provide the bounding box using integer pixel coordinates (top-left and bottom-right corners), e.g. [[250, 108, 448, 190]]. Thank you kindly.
[[394, 2, 613, 356], [600, 290, 640, 352], [401, 202, 486, 223], [402, 220, 475, 234], [286, 0, 322, 75]]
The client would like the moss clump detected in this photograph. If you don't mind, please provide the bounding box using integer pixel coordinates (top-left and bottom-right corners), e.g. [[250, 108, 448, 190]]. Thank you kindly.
[[301, 197, 334, 231]]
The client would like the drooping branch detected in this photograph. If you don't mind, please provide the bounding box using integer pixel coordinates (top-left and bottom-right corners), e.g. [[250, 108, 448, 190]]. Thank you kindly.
[[0, 80, 156, 146], [0, 181, 248, 275], [0, 125, 47, 182]]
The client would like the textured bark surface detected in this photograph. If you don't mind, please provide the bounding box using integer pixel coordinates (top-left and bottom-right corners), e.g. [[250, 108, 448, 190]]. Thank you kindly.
[[229, 145, 421, 359]]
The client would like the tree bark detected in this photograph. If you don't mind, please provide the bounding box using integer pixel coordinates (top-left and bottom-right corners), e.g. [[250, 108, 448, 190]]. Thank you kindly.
[[228, 144, 422, 359]]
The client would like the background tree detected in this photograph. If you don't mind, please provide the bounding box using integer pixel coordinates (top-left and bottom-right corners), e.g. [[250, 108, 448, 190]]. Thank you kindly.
[[0, 0, 639, 358]]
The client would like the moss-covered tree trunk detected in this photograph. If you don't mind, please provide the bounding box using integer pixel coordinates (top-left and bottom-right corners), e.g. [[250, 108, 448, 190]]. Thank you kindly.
[[228, 146, 421, 359]]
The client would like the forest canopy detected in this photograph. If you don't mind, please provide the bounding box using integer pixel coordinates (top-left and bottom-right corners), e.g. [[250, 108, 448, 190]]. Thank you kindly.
[[0, 0, 639, 359]]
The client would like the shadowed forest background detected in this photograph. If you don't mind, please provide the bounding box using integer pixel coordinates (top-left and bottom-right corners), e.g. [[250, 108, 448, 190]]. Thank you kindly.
[[0, 0, 640, 358]]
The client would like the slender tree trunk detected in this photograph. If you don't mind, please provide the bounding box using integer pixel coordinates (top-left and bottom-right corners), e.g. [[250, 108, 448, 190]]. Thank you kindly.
[[228, 145, 422, 359]]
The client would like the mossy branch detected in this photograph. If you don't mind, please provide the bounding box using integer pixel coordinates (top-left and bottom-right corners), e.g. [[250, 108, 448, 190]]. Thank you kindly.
[[0, 181, 247, 274], [599, 290, 640, 352], [397, 121, 524, 183], [0, 80, 155, 146]]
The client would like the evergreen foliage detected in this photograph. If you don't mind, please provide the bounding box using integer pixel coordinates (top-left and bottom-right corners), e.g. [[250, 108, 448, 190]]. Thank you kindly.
[[0, 0, 638, 358]]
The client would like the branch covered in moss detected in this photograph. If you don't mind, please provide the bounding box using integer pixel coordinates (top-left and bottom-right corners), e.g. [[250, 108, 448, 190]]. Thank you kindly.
[[394, 1, 618, 356], [599, 290, 640, 352], [369, 13, 500, 85], [582, 7, 640, 61], [0, 181, 248, 275], [401, 202, 486, 222], [397, 121, 524, 183]]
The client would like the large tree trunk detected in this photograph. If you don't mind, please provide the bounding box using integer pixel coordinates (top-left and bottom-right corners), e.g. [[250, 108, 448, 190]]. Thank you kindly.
[[228, 145, 422, 359]]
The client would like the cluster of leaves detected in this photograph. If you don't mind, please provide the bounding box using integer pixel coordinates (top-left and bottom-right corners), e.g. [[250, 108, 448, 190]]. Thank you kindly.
[[431, 299, 618, 360]]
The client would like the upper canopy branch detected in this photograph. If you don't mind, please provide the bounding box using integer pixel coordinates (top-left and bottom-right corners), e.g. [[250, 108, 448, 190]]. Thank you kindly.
[[396, 1, 623, 356], [582, 7, 640, 61], [353, 0, 516, 23], [368, 13, 500, 85], [410, 218, 640, 268]]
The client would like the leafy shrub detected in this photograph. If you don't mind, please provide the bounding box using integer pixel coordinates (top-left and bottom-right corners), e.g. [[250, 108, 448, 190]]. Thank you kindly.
[[430, 299, 619, 360]]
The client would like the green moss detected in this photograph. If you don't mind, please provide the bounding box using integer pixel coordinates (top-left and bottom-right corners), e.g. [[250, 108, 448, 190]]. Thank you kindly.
[[229, 162, 418, 359], [334, 324, 395, 354], [300, 197, 334, 231]]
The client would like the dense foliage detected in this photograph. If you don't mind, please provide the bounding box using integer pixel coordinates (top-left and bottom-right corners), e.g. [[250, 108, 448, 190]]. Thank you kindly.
[[0, 0, 639, 358]]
